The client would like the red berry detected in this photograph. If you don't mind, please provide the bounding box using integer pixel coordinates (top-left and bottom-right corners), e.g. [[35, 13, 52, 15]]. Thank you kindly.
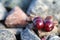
[[33, 17, 44, 30], [33, 17, 41, 20], [44, 16, 54, 32], [45, 16, 53, 21], [44, 20, 54, 32]]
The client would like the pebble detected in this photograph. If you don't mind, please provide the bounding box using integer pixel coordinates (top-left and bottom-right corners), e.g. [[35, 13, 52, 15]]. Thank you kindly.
[[48, 34, 60, 40], [27, 0, 60, 21], [5, 6, 28, 27], [2, 0, 32, 12], [0, 3, 7, 20], [0, 28, 22, 35], [0, 30, 16, 40], [0, 23, 6, 29], [0, 0, 7, 4], [21, 28, 41, 40]]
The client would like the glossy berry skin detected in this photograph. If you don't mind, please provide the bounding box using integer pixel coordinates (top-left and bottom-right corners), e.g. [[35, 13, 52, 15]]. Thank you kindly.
[[45, 16, 53, 21], [33, 17, 41, 20], [44, 20, 54, 32], [33, 17, 44, 30]]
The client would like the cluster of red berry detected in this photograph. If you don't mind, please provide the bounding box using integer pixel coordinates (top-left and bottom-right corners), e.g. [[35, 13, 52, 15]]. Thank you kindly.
[[33, 16, 54, 32]]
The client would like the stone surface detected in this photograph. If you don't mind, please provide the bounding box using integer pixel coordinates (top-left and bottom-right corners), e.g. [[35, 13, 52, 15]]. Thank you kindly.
[[0, 3, 7, 20], [48, 34, 60, 40], [27, 0, 60, 21], [0, 0, 7, 4], [0, 28, 22, 35], [0, 23, 6, 29], [26, 23, 34, 29], [21, 28, 40, 40], [57, 24, 60, 34], [38, 26, 58, 38], [5, 6, 28, 27], [0, 30, 16, 40], [2, 0, 32, 12]]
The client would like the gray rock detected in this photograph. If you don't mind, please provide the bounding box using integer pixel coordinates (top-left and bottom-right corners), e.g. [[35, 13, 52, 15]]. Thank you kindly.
[[48, 34, 60, 40], [21, 28, 40, 40], [0, 23, 6, 29], [0, 28, 22, 35], [27, 0, 60, 21], [0, 3, 7, 20], [0, 30, 16, 40], [27, 0, 48, 17], [57, 24, 60, 35], [26, 23, 34, 29], [3, 0, 32, 11], [0, 0, 7, 4]]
